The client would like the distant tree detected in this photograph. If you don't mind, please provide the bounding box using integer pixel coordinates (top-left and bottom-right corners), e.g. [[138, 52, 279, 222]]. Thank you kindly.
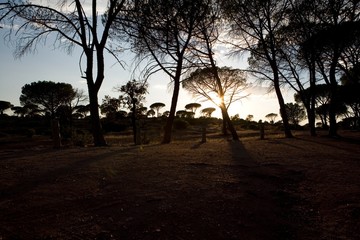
[[147, 109, 156, 118], [117, 80, 148, 145], [201, 107, 216, 118], [11, 106, 26, 117], [20, 81, 76, 118], [185, 103, 202, 115], [100, 96, 122, 120], [245, 114, 254, 122], [0, 101, 13, 115], [176, 110, 188, 118], [184, 111, 195, 119], [265, 113, 278, 124], [74, 105, 90, 119], [149, 102, 166, 117], [231, 114, 240, 121], [138, 107, 148, 117], [162, 111, 170, 118], [284, 103, 306, 126]]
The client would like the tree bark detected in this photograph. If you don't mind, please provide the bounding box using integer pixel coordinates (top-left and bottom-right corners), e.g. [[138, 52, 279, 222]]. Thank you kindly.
[[162, 79, 180, 144], [328, 59, 339, 137], [88, 89, 107, 146], [273, 73, 293, 138], [220, 104, 239, 141]]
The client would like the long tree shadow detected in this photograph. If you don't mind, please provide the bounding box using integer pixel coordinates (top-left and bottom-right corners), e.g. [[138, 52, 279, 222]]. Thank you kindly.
[[227, 140, 312, 240]]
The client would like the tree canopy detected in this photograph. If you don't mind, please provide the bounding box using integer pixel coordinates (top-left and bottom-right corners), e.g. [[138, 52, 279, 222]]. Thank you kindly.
[[19, 81, 76, 118]]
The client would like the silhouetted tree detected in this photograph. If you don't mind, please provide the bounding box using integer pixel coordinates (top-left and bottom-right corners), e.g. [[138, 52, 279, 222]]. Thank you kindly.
[[0, 0, 129, 146], [183, 67, 246, 139], [74, 104, 91, 119], [20, 81, 76, 118], [201, 107, 216, 118], [284, 103, 306, 126], [185, 103, 202, 115], [117, 79, 148, 145], [147, 109, 156, 118], [245, 114, 253, 122], [265, 113, 278, 124], [0, 101, 13, 115], [222, 0, 293, 138], [149, 102, 165, 117], [100, 96, 122, 120]]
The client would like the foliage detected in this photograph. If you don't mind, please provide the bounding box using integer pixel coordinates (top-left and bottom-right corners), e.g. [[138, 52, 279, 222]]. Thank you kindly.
[[173, 119, 190, 130], [265, 113, 278, 124], [0, 101, 13, 115], [185, 103, 202, 114], [20, 81, 76, 118], [117, 79, 148, 145], [100, 96, 122, 119], [114, 0, 213, 143], [284, 103, 306, 126], [201, 107, 216, 118], [183, 67, 247, 108], [149, 102, 165, 117]]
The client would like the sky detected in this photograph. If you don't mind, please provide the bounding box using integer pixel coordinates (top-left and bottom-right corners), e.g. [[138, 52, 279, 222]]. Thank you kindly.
[[0, 3, 296, 122]]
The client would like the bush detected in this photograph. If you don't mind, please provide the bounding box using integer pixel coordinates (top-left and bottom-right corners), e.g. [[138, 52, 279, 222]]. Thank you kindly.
[[24, 128, 36, 138], [173, 119, 189, 130]]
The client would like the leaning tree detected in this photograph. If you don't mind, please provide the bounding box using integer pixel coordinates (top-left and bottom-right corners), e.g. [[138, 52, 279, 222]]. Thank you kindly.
[[183, 67, 247, 139], [222, 0, 293, 138], [0, 0, 129, 146]]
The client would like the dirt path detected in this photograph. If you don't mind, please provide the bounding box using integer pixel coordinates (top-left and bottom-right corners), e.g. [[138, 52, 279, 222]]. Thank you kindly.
[[0, 133, 359, 239]]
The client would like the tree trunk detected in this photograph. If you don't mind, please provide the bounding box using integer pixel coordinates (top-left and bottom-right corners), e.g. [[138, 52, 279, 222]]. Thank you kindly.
[[162, 79, 180, 144], [273, 75, 293, 138], [328, 64, 339, 137], [308, 61, 317, 136], [220, 104, 239, 141], [88, 87, 107, 146], [220, 110, 228, 135]]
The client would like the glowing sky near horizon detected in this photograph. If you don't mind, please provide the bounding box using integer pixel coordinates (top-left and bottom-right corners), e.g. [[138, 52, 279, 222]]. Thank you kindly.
[[0, 1, 296, 121]]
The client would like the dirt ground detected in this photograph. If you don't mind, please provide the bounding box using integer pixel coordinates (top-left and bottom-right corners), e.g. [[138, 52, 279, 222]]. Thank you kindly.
[[0, 130, 359, 240]]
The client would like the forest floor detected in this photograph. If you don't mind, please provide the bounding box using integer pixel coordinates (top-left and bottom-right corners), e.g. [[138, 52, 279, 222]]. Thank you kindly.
[[0, 129, 359, 240]]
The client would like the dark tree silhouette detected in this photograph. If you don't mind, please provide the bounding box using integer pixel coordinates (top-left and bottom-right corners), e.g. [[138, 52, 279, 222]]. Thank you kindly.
[[117, 79, 148, 145], [149, 102, 165, 117], [222, 0, 293, 138], [185, 103, 202, 115], [0, 101, 13, 115], [284, 103, 306, 126], [100, 96, 122, 120], [0, 0, 129, 146], [147, 109, 156, 118], [265, 113, 278, 124], [201, 107, 216, 118], [183, 67, 246, 140], [20, 81, 76, 118]]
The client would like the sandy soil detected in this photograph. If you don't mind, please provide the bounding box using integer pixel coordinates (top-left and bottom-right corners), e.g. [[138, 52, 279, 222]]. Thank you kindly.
[[0, 130, 359, 240]]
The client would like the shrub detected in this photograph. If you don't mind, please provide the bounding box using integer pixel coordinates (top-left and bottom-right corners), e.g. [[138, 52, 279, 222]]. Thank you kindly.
[[173, 119, 189, 130], [25, 128, 36, 138]]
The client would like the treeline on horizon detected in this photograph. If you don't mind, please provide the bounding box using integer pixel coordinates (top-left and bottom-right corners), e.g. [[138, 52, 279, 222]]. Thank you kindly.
[[0, 0, 359, 145]]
